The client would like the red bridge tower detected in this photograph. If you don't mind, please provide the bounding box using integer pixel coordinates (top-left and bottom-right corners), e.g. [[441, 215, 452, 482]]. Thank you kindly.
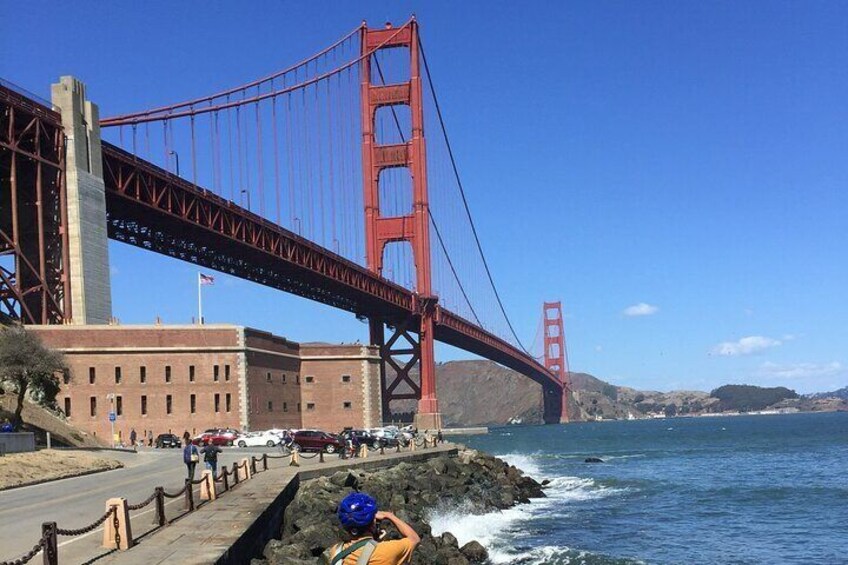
[[543, 301, 571, 423], [360, 20, 441, 430]]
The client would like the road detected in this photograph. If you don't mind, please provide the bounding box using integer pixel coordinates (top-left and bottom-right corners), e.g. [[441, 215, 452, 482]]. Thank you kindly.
[[0, 445, 327, 564]]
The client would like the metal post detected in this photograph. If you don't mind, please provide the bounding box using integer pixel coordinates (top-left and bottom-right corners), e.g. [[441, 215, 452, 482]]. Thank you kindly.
[[262, 453, 268, 471], [42, 522, 57, 565], [221, 469, 229, 492], [153, 487, 166, 526], [184, 479, 194, 511]]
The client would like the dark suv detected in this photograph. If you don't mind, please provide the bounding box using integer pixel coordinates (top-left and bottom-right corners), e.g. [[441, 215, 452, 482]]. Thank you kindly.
[[291, 430, 343, 453], [155, 433, 181, 448]]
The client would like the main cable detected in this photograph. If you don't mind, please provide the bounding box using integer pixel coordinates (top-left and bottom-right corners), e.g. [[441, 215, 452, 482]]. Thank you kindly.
[[419, 37, 531, 355]]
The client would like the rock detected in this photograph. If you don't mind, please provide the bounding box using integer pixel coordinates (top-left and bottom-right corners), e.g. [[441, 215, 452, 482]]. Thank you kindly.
[[263, 447, 544, 565], [263, 539, 313, 563], [585, 457, 604, 463], [440, 531, 459, 548], [541, 479, 551, 486], [460, 540, 489, 562]]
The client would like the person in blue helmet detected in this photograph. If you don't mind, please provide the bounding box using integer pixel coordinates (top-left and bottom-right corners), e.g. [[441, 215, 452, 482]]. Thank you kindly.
[[323, 492, 420, 564]]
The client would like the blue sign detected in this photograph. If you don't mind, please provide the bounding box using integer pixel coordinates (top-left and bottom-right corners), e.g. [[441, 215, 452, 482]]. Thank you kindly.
[[109, 412, 116, 422]]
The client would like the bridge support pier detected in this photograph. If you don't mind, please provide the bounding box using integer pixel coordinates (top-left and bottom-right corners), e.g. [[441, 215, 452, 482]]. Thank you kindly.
[[50, 76, 112, 324], [542, 382, 564, 424]]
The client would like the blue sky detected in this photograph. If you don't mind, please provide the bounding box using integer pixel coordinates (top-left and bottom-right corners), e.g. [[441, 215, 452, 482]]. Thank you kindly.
[[4, 1, 846, 393]]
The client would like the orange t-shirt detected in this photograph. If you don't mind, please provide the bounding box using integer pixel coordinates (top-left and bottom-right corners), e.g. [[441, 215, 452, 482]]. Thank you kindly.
[[335, 538, 415, 565]]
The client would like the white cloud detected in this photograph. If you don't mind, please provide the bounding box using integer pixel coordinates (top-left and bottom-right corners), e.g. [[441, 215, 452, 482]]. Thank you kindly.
[[758, 361, 843, 380], [622, 303, 659, 317], [711, 335, 781, 356]]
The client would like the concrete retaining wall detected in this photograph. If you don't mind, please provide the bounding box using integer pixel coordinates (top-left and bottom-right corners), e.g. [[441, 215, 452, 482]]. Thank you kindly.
[[0, 432, 36, 454]]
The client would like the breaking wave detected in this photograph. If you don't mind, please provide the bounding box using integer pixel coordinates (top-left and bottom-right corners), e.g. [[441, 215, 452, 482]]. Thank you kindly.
[[428, 454, 631, 564]]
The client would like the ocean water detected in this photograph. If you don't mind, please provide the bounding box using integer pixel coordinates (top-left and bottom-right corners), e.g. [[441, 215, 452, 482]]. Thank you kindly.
[[432, 412, 848, 564]]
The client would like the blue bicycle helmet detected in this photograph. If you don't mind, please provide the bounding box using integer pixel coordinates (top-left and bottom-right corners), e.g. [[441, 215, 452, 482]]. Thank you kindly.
[[338, 492, 378, 529]]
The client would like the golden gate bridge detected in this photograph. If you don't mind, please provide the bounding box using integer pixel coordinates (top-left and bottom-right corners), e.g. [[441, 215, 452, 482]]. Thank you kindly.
[[0, 18, 571, 426]]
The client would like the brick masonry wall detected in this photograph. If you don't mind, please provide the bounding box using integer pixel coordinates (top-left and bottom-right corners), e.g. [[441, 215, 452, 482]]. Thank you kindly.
[[29, 327, 386, 442], [300, 344, 382, 432]]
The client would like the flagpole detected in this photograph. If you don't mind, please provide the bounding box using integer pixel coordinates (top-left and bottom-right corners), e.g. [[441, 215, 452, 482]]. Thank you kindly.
[[197, 272, 202, 325]]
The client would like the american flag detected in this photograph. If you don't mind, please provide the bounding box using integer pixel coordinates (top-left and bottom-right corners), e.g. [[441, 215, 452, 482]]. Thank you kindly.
[[199, 273, 215, 286]]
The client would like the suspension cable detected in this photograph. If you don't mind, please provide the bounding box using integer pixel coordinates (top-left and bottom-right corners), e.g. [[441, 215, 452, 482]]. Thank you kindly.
[[419, 38, 531, 355], [373, 55, 481, 325]]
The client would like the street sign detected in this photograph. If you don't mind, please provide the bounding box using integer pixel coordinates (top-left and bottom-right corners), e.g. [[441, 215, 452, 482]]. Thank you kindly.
[[109, 412, 116, 422]]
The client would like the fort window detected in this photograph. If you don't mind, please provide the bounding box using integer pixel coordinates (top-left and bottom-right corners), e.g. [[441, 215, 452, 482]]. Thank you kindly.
[[165, 366, 172, 383], [140, 366, 146, 383], [90, 397, 96, 416], [282, 374, 287, 384], [214, 365, 220, 382], [226, 393, 231, 412], [215, 394, 221, 413], [343, 401, 352, 410], [116, 396, 123, 416], [267, 400, 273, 411], [141, 395, 147, 416], [224, 365, 231, 381], [295, 375, 300, 385], [115, 367, 122, 384], [89, 367, 96, 384], [305, 376, 314, 384], [166, 395, 173, 415], [62, 369, 70, 385], [297, 402, 301, 412], [342, 375, 351, 383], [307, 403, 315, 411], [190, 394, 196, 414], [266, 372, 272, 383], [189, 365, 195, 382], [64, 397, 71, 417], [283, 402, 288, 412]]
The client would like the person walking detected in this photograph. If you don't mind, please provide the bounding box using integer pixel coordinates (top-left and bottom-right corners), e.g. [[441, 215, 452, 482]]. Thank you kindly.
[[129, 428, 137, 450], [200, 440, 222, 476], [183, 439, 200, 480], [437, 430, 444, 444], [322, 492, 419, 564]]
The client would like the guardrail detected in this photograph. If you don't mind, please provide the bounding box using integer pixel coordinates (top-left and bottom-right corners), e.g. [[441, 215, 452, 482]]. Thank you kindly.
[[0, 435, 443, 565]]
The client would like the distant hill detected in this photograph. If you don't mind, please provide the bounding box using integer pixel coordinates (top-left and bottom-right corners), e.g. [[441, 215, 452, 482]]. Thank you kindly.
[[808, 386, 848, 401], [411, 360, 846, 427], [710, 385, 799, 412]]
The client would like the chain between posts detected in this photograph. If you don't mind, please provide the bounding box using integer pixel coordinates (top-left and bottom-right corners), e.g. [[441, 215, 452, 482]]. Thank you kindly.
[[0, 531, 48, 565], [127, 491, 158, 511], [55, 507, 116, 537]]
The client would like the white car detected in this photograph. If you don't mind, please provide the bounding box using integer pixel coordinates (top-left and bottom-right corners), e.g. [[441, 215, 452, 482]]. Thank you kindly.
[[235, 431, 281, 448]]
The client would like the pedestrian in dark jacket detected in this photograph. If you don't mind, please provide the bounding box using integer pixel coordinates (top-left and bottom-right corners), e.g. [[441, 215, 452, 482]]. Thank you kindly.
[[200, 441, 222, 476], [183, 440, 200, 479]]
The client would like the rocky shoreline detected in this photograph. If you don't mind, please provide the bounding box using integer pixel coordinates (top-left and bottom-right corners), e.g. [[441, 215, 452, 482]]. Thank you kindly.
[[253, 448, 545, 564]]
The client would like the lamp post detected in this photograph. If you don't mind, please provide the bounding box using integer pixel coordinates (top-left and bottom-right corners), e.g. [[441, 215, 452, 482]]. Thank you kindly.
[[293, 217, 302, 235], [241, 189, 251, 211], [169, 150, 180, 177]]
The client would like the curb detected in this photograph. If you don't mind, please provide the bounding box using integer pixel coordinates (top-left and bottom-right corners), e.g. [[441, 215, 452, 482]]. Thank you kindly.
[[0, 462, 124, 492]]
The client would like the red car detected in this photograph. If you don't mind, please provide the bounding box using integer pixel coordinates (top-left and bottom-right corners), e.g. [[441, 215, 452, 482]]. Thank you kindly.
[[291, 430, 343, 453], [193, 428, 239, 446]]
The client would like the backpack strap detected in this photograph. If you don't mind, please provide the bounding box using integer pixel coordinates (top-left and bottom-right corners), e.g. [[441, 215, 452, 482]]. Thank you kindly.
[[330, 539, 371, 565], [356, 540, 379, 565]]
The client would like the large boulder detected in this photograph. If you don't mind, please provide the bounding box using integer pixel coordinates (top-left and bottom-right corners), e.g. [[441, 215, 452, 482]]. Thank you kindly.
[[460, 541, 489, 563]]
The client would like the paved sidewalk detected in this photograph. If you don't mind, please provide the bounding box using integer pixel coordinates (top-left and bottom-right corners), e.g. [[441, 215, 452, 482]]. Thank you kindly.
[[97, 445, 456, 564]]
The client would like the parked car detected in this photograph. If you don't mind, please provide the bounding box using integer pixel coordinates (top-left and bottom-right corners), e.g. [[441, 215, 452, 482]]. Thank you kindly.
[[193, 428, 240, 446], [350, 429, 398, 448], [155, 433, 181, 448], [235, 431, 281, 448], [291, 430, 343, 453], [369, 427, 405, 447]]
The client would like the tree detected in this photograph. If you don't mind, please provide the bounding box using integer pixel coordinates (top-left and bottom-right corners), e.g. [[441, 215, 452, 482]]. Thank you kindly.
[[0, 326, 65, 431]]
